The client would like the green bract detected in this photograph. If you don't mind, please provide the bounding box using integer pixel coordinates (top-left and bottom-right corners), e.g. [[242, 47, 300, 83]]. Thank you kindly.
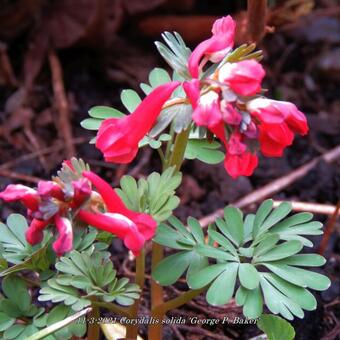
[[39, 250, 140, 311], [153, 200, 330, 321]]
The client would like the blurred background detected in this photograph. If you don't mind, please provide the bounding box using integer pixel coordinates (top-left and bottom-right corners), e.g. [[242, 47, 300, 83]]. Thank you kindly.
[[0, 0, 339, 339]]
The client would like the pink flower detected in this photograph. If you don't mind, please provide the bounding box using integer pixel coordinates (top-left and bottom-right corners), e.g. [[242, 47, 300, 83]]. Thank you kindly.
[[218, 60, 265, 96], [96, 82, 180, 164], [71, 178, 91, 208], [77, 171, 157, 255], [183, 80, 222, 128], [188, 16, 236, 78], [247, 98, 309, 134], [38, 181, 64, 201], [0, 184, 40, 211], [221, 102, 242, 125], [53, 215, 73, 256]]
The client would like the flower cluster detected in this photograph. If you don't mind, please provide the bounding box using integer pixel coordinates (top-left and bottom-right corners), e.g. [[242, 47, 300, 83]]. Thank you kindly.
[[0, 160, 156, 256], [94, 16, 308, 178]]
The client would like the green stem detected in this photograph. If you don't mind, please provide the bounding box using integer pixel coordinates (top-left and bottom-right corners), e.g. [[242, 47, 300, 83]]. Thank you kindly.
[[88, 298, 100, 340], [126, 248, 146, 339], [168, 127, 191, 171]]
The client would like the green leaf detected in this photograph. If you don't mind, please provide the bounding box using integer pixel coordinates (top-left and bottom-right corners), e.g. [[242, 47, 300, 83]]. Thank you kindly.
[[80, 118, 102, 130], [263, 273, 317, 311], [153, 251, 193, 286], [0, 312, 15, 332], [253, 233, 280, 257], [155, 32, 191, 78], [264, 263, 331, 290], [2, 276, 31, 312], [120, 89, 142, 113], [238, 263, 260, 289], [257, 202, 292, 237], [206, 263, 239, 306], [188, 263, 227, 289], [117, 168, 181, 222], [243, 286, 263, 319], [88, 106, 124, 119], [0, 214, 32, 265], [208, 229, 238, 257], [253, 199, 273, 238], [257, 314, 295, 340], [184, 139, 224, 164], [254, 240, 303, 263], [149, 68, 172, 88], [40, 250, 139, 310], [224, 207, 244, 246]]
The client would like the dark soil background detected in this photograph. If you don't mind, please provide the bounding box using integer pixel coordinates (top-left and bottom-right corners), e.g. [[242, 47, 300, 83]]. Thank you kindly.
[[0, 0, 339, 339]]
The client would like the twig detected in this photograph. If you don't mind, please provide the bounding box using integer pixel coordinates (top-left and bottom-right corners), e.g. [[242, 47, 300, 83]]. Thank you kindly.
[[199, 145, 340, 227], [247, 0, 268, 43], [273, 200, 340, 216], [48, 50, 76, 159], [0, 170, 41, 183], [318, 201, 340, 255], [0, 42, 18, 87], [0, 137, 87, 170]]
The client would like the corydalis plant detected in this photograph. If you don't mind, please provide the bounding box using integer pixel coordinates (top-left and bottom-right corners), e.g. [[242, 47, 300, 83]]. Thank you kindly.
[[0, 14, 328, 340]]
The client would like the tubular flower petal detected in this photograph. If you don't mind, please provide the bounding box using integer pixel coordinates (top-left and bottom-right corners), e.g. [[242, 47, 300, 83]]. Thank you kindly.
[[53, 215, 73, 256], [82, 171, 157, 242], [26, 218, 49, 245], [38, 181, 65, 201], [188, 16, 236, 78], [218, 60, 265, 96], [0, 184, 40, 211], [183, 79, 200, 109], [96, 81, 180, 164], [77, 210, 145, 255]]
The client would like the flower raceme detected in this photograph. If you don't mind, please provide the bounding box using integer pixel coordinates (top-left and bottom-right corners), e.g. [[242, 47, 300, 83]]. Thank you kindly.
[[96, 81, 180, 164], [92, 15, 308, 179], [0, 162, 157, 256]]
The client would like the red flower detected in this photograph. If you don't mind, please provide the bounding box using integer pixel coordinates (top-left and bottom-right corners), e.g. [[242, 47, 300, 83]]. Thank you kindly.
[[218, 60, 265, 96], [96, 82, 180, 164], [26, 218, 49, 245], [213, 126, 258, 178], [0, 185, 40, 211], [188, 16, 236, 78], [258, 122, 294, 157], [247, 98, 308, 156], [77, 171, 157, 255]]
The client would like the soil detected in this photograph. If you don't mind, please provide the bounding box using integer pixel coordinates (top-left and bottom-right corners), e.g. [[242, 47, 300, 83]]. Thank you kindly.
[[0, 0, 339, 339]]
